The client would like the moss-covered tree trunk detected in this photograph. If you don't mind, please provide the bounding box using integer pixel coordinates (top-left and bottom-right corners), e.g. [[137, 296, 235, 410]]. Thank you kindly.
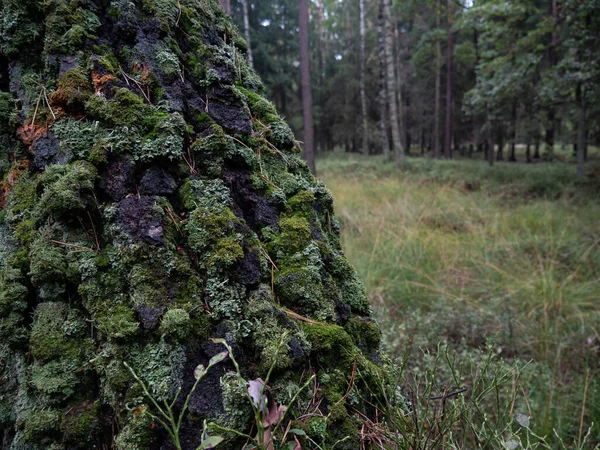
[[0, 1, 385, 448]]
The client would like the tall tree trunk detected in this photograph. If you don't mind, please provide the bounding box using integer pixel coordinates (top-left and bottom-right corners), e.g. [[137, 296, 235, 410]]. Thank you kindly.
[[576, 84, 586, 179], [434, 0, 442, 159], [382, 0, 404, 164], [241, 0, 253, 68], [526, 136, 532, 163], [299, 0, 315, 173], [316, 0, 325, 152], [545, 0, 559, 160], [497, 129, 504, 161], [220, 0, 231, 15], [534, 137, 540, 159], [487, 117, 495, 167], [378, 2, 390, 157], [444, 0, 454, 160], [360, 0, 368, 155], [509, 102, 517, 162]]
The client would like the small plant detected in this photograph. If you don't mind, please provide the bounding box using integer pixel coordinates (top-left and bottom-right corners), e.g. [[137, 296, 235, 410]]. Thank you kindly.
[[209, 334, 316, 449], [124, 347, 229, 450]]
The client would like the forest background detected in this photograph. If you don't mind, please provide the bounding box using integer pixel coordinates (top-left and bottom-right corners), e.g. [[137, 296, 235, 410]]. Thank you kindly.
[[224, 0, 600, 447]]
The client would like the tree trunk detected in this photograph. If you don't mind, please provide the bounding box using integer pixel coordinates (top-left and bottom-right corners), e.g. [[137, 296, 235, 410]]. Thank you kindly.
[[378, 1, 391, 157], [299, 0, 315, 173], [534, 138, 541, 159], [359, 0, 369, 155], [497, 129, 504, 161], [241, 0, 253, 68], [382, 0, 404, 164], [576, 84, 586, 179], [220, 0, 231, 15], [0, 1, 384, 448], [526, 137, 532, 163], [433, 0, 442, 159], [316, 0, 325, 152], [509, 103, 517, 162], [444, 0, 454, 160], [487, 118, 495, 167]]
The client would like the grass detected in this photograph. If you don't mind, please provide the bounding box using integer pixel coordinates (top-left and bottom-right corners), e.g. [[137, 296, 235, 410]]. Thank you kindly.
[[318, 152, 600, 447]]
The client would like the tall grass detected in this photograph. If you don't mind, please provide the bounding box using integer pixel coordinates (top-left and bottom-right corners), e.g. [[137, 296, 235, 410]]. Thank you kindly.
[[319, 153, 600, 447]]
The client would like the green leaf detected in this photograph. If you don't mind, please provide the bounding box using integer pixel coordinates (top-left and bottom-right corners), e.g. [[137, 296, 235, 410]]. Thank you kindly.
[[208, 351, 228, 367], [197, 435, 224, 449], [289, 428, 306, 435]]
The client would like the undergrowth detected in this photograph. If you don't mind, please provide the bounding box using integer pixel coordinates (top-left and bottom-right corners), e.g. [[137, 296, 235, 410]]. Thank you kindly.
[[319, 152, 600, 448]]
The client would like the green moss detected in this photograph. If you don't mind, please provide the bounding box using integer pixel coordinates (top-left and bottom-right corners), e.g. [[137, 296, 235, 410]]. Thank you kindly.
[[344, 317, 382, 354], [5, 172, 40, 226], [287, 190, 316, 217], [28, 235, 70, 298], [38, 162, 97, 218], [301, 323, 356, 369], [29, 302, 85, 361], [160, 308, 190, 341], [85, 88, 150, 127], [21, 408, 64, 444], [63, 402, 100, 444], [49, 68, 93, 112], [114, 408, 155, 450], [278, 216, 312, 253], [207, 238, 244, 269], [239, 87, 279, 124], [93, 301, 139, 340]]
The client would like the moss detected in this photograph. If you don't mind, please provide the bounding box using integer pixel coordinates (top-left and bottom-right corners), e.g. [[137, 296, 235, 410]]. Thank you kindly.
[[49, 68, 93, 112], [85, 88, 151, 127], [207, 237, 244, 269], [21, 408, 64, 444], [287, 190, 316, 217], [29, 302, 85, 361], [38, 162, 97, 218], [239, 87, 279, 124], [93, 301, 140, 340], [160, 308, 190, 341], [277, 216, 312, 253], [28, 235, 70, 298], [301, 323, 356, 369], [114, 408, 156, 450], [5, 171, 40, 226], [275, 266, 334, 320], [344, 317, 382, 354], [63, 402, 100, 444], [29, 359, 80, 399]]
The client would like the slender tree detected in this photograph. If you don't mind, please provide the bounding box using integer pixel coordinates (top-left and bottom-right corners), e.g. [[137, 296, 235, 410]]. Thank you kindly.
[[433, 0, 442, 159], [445, 0, 454, 159], [378, 1, 391, 158], [241, 0, 253, 68], [299, 0, 316, 173], [382, 0, 404, 164], [220, 0, 231, 15], [360, 0, 369, 155]]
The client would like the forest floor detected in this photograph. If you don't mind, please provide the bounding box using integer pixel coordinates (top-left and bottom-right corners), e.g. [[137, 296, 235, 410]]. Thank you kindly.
[[319, 151, 600, 447]]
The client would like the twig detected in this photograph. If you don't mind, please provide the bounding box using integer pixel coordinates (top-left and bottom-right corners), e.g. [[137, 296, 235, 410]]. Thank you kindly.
[[50, 240, 95, 253], [429, 387, 467, 401], [119, 67, 153, 104], [87, 211, 101, 252], [578, 368, 591, 448], [283, 308, 325, 325], [166, 206, 184, 235]]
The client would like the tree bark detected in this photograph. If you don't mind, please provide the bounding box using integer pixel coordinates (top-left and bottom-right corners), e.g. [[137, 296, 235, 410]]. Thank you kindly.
[[378, 1, 390, 157], [434, 0, 442, 159], [444, 0, 454, 160], [497, 129, 504, 161], [360, 0, 369, 155], [487, 117, 495, 167], [241, 0, 253, 68], [382, 0, 404, 164], [299, 0, 315, 173]]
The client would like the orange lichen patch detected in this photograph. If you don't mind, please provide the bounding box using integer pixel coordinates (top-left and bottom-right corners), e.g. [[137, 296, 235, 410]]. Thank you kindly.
[[17, 122, 48, 147], [91, 71, 116, 93]]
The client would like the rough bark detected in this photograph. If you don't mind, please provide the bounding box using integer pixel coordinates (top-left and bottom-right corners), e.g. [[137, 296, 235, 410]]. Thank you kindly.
[[360, 0, 369, 155], [299, 0, 316, 173], [382, 0, 404, 164], [0, 1, 383, 448]]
